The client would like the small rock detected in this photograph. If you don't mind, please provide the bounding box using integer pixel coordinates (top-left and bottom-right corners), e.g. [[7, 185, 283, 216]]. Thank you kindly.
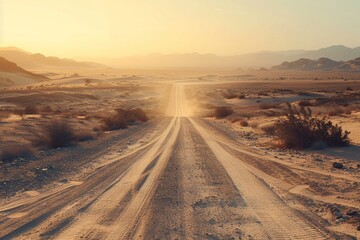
[[346, 210, 358, 216], [332, 162, 344, 169]]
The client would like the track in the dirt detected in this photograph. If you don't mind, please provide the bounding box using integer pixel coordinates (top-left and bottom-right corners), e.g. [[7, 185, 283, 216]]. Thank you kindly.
[[0, 84, 334, 240]]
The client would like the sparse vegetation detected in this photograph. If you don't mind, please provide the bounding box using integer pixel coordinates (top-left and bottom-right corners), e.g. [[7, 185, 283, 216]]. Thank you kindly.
[[0, 144, 35, 162], [259, 103, 278, 110], [223, 92, 238, 99], [275, 103, 350, 149], [214, 106, 233, 119], [30, 119, 76, 148], [24, 105, 38, 114], [75, 130, 95, 142], [102, 108, 148, 131], [239, 119, 249, 127], [298, 100, 311, 107], [260, 123, 277, 135]]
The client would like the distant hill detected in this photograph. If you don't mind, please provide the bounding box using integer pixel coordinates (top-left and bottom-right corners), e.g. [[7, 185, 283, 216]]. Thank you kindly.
[[300, 45, 360, 61], [0, 47, 105, 71], [0, 57, 47, 87], [96, 45, 360, 69], [272, 57, 360, 71]]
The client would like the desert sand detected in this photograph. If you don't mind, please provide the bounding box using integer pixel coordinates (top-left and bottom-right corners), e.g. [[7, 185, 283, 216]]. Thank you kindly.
[[0, 69, 359, 239]]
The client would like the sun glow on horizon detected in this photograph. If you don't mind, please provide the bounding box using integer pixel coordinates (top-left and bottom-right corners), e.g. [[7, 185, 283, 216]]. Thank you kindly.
[[1, 0, 360, 59]]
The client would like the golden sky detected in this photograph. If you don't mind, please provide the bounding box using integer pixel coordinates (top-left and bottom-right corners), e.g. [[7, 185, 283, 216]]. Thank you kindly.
[[1, 0, 360, 58]]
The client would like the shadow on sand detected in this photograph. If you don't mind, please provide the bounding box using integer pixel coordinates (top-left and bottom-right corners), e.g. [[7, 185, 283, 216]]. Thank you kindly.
[[314, 145, 360, 161]]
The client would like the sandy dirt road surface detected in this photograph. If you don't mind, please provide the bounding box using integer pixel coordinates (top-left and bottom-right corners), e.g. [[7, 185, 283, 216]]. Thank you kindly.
[[0, 83, 352, 239]]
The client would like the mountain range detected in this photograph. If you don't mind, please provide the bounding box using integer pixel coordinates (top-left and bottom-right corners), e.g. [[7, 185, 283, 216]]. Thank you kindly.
[[0, 47, 105, 71], [272, 57, 360, 71], [1, 45, 360, 70], [95, 45, 360, 69]]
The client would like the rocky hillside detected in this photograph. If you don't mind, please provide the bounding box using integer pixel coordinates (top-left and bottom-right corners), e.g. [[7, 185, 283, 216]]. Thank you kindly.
[[272, 57, 360, 71]]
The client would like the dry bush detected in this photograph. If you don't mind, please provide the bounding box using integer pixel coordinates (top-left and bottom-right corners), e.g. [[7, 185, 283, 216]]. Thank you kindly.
[[260, 123, 277, 135], [259, 103, 278, 110], [223, 92, 238, 99], [130, 108, 148, 122], [102, 108, 148, 131], [298, 100, 311, 107], [249, 121, 259, 128], [0, 144, 35, 163], [239, 119, 249, 127], [102, 114, 127, 131], [75, 130, 95, 142], [41, 106, 53, 112], [30, 119, 76, 148], [261, 110, 282, 117], [328, 108, 344, 116], [258, 92, 270, 96], [275, 103, 350, 149], [214, 106, 233, 119], [24, 105, 38, 114]]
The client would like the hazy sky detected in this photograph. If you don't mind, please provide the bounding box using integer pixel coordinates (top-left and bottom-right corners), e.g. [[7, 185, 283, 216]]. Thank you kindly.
[[1, 0, 360, 58]]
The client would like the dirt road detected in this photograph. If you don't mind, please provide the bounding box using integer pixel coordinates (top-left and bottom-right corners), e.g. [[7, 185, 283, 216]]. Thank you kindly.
[[0, 84, 345, 239]]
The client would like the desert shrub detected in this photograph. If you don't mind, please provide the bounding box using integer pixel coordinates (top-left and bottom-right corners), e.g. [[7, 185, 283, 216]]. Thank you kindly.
[[130, 108, 148, 122], [259, 103, 278, 110], [24, 105, 38, 114], [298, 100, 311, 107], [0, 144, 35, 162], [214, 106, 233, 119], [260, 123, 277, 135], [30, 119, 76, 148], [102, 108, 148, 131], [275, 103, 350, 149], [41, 106, 53, 112], [328, 108, 344, 116], [258, 92, 270, 96], [102, 114, 128, 130], [249, 121, 259, 128], [223, 92, 238, 99], [75, 130, 94, 142], [239, 119, 249, 127]]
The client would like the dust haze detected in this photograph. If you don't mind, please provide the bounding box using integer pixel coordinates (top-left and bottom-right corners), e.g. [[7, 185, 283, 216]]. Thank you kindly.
[[1, 1, 360, 239]]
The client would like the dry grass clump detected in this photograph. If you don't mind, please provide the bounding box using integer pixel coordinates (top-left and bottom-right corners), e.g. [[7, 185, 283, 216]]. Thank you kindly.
[[239, 119, 249, 127], [30, 119, 76, 148], [24, 105, 38, 114], [102, 115, 127, 130], [260, 123, 277, 135], [102, 108, 148, 131], [259, 103, 278, 110], [328, 108, 346, 116], [75, 130, 95, 142], [214, 106, 234, 119], [275, 103, 350, 149], [298, 100, 312, 107], [223, 92, 238, 99], [0, 144, 35, 162]]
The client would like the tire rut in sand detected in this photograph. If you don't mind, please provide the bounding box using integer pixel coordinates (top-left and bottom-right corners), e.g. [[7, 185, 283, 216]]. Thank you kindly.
[[142, 118, 256, 240], [189, 117, 330, 239]]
